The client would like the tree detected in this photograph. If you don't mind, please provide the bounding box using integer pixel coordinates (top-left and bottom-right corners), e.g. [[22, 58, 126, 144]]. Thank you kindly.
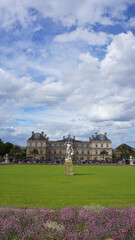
[[100, 150, 108, 161], [0, 139, 5, 156], [9, 145, 22, 162], [4, 142, 14, 154], [116, 144, 132, 160], [32, 148, 39, 161]]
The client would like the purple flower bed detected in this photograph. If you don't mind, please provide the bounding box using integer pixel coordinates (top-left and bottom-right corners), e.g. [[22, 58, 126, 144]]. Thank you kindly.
[[0, 206, 135, 240]]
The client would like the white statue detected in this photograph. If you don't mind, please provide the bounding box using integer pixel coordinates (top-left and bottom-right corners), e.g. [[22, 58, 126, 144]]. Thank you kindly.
[[65, 142, 74, 162]]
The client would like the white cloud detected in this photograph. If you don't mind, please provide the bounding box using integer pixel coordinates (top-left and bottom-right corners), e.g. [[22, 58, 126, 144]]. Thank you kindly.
[[54, 28, 110, 46], [128, 17, 135, 27], [100, 31, 135, 86], [0, 1, 135, 147], [0, 0, 134, 28]]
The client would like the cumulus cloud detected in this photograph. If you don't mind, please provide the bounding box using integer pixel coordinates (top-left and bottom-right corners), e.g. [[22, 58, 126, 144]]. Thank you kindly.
[[1, 31, 135, 121], [0, 1, 135, 147], [54, 28, 110, 46], [101, 31, 135, 86], [0, 0, 134, 28]]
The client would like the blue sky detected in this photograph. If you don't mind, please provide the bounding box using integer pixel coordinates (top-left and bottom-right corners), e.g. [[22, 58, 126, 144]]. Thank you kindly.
[[0, 0, 135, 148]]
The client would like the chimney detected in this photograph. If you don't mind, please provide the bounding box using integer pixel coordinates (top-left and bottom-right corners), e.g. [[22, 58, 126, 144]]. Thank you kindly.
[[63, 136, 65, 140], [92, 135, 94, 140], [95, 132, 97, 137], [47, 137, 49, 141], [89, 137, 91, 141], [73, 136, 75, 140], [104, 132, 107, 136], [32, 131, 34, 135]]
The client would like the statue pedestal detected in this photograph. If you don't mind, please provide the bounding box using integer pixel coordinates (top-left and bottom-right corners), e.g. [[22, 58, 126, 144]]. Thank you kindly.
[[129, 156, 134, 165], [65, 161, 73, 175], [5, 154, 9, 163], [130, 160, 134, 165]]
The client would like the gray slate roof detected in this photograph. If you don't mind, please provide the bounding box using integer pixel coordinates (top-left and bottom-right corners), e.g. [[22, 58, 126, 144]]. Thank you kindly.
[[92, 134, 110, 141], [28, 133, 47, 141]]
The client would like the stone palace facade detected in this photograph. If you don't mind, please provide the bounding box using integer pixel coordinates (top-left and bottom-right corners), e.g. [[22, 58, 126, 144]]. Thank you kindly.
[[26, 131, 112, 163]]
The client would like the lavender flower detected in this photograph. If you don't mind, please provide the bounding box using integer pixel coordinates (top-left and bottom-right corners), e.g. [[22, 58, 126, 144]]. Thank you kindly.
[[0, 206, 134, 240]]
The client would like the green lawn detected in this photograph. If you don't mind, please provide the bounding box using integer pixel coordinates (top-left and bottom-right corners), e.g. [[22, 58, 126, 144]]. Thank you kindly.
[[0, 165, 134, 208]]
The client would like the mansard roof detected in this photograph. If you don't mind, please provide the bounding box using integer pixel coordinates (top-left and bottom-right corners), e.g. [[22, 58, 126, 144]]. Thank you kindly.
[[92, 133, 111, 142], [28, 132, 47, 141]]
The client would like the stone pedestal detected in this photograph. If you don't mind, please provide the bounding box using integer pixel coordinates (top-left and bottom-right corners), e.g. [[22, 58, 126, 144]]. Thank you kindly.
[[5, 153, 9, 163], [65, 161, 73, 175], [129, 156, 134, 165]]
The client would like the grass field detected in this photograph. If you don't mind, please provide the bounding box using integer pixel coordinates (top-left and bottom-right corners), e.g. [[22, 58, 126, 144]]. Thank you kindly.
[[0, 165, 134, 208]]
